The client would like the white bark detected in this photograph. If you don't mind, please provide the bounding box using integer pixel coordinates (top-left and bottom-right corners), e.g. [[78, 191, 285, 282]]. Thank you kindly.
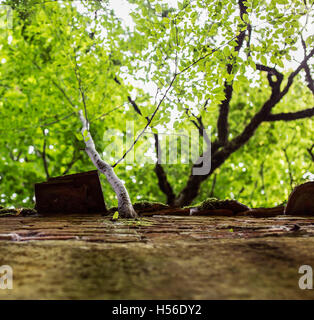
[[78, 110, 137, 218]]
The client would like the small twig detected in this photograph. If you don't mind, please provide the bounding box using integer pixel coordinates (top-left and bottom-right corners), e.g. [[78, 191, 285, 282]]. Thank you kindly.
[[74, 59, 89, 125], [209, 174, 217, 197], [91, 103, 127, 122], [301, 36, 314, 94], [283, 148, 294, 191], [33, 61, 76, 110], [176, 35, 238, 76], [41, 129, 50, 180], [113, 74, 178, 167], [259, 161, 267, 201], [237, 186, 245, 199], [62, 149, 82, 175]]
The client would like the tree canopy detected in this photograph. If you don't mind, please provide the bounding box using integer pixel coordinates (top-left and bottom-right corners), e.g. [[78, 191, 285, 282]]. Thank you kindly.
[[0, 0, 313, 210]]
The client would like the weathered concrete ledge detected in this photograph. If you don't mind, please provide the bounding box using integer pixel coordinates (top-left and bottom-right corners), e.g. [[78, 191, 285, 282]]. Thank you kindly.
[[0, 214, 314, 299]]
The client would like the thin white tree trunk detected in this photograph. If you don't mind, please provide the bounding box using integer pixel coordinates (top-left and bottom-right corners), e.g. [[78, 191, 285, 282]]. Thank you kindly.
[[79, 110, 137, 218]]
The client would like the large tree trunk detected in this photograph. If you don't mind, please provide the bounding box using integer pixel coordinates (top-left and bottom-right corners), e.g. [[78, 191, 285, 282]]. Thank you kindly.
[[79, 111, 137, 218], [173, 149, 231, 207]]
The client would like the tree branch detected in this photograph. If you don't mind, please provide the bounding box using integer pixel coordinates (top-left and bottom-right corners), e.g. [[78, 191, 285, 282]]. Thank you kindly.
[[176, 35, 238, 76], [280, 47, 314, 98], [92, 103, 126, 122], [259, 161, 267, 201], [217, 0, 249, 146], [33, 61, 76, 110], [114, 76, 144, 117], [209, 174, 217, 197], [265, 107, 314, 121], [153, 133, 176, 205], [283, 147, 294, 191], [62, 149, 82, 175], [301, 37, 314, 94], [217, 78, 232, 145], [255, 64, 283, 90], [184, 105, 210, 147], [74, 59, 89, 124], [307, 144, 314, 162]]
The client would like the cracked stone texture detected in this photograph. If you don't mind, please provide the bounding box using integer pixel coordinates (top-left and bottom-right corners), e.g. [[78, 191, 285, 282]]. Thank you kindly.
[[0, 214, 314, 299]]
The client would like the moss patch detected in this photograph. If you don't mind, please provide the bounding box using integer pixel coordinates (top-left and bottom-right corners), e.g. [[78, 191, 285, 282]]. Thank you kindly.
[[197, 198, 225, 210], [189, 198, 249, 213], [0, 208, 17, 217], [0, 207, 37, 217], [107, 201, 169, 216]]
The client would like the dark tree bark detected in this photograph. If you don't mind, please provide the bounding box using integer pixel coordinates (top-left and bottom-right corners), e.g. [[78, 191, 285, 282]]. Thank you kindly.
[[154, 133, 176, 205]]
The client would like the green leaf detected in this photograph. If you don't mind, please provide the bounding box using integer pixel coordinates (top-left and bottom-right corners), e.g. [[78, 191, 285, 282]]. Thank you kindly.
[[191, 12, 198, 24], [242, 13, 249, 23], [212, 87, 222, 94], [237, 75, 247, 82], [155, 4, 162, 15], [249, 59, 256, 70], [76, 133, 83, 141], [277, 59, 284, 68], [112, 211, 119, 220], [223, 46, 230, 57], [261, 56, 267, 65]]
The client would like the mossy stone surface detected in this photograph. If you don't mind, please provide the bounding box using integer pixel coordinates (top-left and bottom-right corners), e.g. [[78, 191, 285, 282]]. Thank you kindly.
[[0, 214, 314, 299], [1, 237, 314, 299]]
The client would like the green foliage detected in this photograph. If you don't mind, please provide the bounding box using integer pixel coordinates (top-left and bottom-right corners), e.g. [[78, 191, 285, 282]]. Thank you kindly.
[[0, 0, 313, 210]]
